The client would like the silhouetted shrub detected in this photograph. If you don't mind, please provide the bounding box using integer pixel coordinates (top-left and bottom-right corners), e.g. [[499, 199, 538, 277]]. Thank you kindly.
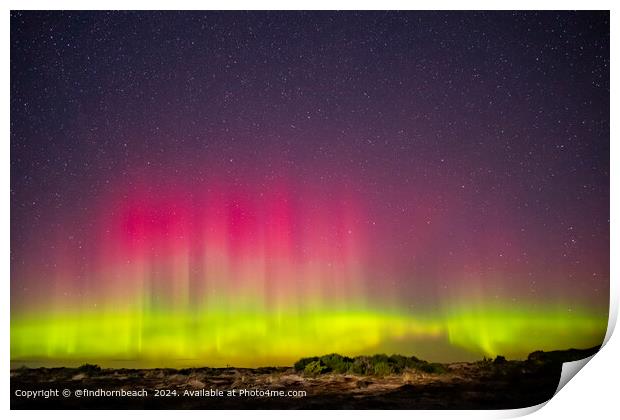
[[493, 355, 507, 364], [424, 362, 448, 374], [373, 361, 394, 376], [370, 353, 389, 365], [320, 353, 353, 373], [294, 357, 319, 372], [388, 354, 408, 370], [350, 356, 372, 375], [293, 353, 448, 377], [303, 360, 329, 376]]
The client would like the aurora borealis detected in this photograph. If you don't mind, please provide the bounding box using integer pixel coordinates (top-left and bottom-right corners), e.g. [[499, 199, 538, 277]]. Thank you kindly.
[[11, 11, 609, 367]]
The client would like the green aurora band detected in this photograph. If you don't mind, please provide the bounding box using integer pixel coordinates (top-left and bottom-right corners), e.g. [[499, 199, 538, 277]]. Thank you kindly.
[[11, 300, 607, 367]]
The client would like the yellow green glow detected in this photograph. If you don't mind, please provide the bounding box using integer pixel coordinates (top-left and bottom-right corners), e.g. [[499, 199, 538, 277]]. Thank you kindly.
[[443, 304, 607, 357], [11, 300, 607, 367]]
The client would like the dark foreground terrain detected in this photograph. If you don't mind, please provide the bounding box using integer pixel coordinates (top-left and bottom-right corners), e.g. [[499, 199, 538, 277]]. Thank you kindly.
[[11, 347, 599, 409]]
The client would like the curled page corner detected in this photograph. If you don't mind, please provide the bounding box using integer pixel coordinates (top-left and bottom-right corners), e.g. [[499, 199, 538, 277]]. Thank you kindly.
[[554, 354, 596, 396], [544, 290, 620, 405], [497, 401, 548, 418], [506, 352, 600, 418], [603, 290, 618, 347], [553, 290, 620, 398]]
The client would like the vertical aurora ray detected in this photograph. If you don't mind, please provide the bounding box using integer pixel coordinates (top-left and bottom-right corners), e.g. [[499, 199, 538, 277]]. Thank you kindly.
[[11, 11, 609, 367], [10, 173, 608, 366]]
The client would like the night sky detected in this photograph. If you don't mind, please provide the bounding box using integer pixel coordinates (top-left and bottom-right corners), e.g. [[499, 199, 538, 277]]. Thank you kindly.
[[11, 11, 609, 366]]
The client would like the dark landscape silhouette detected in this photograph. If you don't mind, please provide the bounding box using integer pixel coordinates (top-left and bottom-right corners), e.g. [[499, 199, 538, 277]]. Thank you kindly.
[[11, 346, 599, 409]]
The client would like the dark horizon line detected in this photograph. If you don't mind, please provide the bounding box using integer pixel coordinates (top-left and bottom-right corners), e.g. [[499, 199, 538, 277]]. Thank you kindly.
[[10, 345, 602, 370]]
